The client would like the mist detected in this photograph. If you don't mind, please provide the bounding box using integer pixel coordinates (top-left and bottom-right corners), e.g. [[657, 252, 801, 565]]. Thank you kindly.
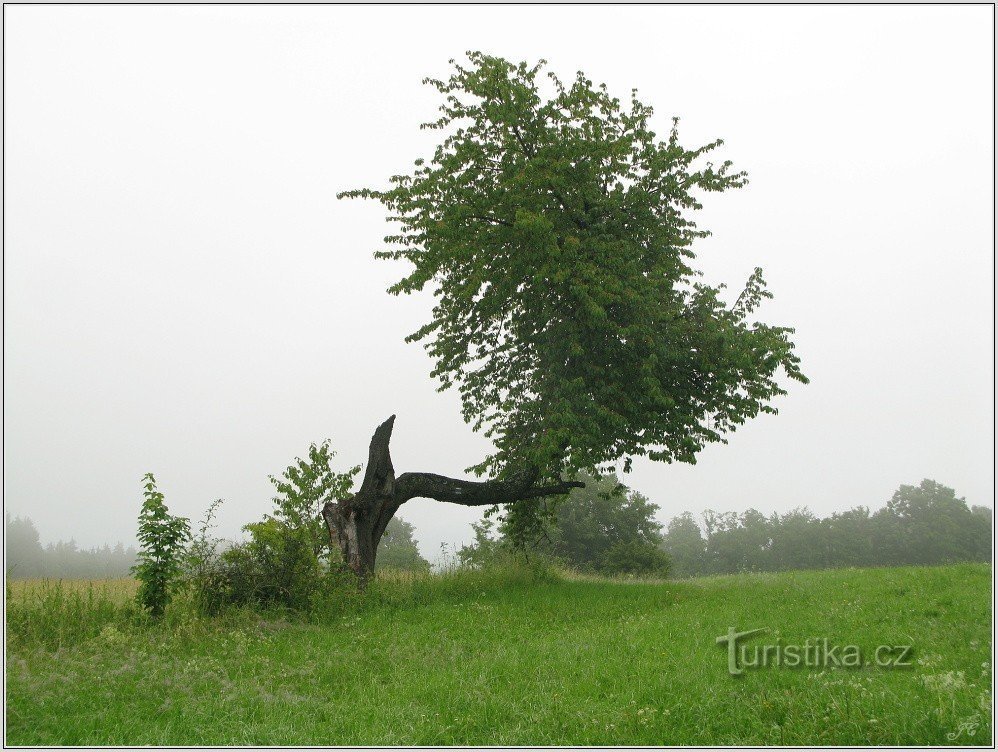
[[3, 6, 993, 560]]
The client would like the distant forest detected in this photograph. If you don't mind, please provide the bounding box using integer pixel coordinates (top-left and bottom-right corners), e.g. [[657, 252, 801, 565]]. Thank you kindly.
[[5, 478, 992, 579], [5, 515, 138, 579], [662, 479, 992, 577]]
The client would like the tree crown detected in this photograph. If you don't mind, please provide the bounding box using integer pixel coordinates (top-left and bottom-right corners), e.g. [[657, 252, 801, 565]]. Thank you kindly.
[[340, 52, 807, 479]]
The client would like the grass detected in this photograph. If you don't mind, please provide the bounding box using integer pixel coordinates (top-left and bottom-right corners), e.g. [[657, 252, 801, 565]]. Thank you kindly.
[[5, 562, 992, 745]]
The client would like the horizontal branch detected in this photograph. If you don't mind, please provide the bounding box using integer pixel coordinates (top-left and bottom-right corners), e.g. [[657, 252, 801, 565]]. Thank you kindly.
[[395, 470, 583, 507]]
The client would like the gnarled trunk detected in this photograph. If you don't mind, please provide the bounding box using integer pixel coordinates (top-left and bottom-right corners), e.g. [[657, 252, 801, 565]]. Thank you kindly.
[[321, 415, 584, 580]]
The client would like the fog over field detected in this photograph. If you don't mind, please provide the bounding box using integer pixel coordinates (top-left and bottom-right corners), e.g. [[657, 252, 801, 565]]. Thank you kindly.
[[3, 6, 993, 559]]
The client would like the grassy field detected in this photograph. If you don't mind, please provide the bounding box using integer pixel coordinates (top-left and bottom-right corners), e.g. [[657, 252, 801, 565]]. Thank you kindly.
[[5, 563, 992, 746]]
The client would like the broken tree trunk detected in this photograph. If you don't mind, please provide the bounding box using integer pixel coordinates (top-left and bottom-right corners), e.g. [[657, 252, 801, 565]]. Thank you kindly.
[[321, 415, 584, 581]]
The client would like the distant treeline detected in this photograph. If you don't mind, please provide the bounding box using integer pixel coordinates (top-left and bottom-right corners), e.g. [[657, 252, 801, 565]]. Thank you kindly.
[[6, 478, 992, 580], [5, 516, 137, 579], [663, 479, 993, 577]]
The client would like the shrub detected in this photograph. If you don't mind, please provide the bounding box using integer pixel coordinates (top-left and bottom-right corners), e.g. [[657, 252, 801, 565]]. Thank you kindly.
[[457, 518, 507, 568], [182, 498, 230, 616], [132, 473, 190, 617], [599, 540, 672, 577], [184, 442, 360, 615]]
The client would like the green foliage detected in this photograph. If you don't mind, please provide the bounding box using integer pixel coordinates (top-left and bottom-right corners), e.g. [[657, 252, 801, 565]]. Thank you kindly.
[[185, 442, 361, 614], [661, 511, 706, 577], [131, 473, 190, 618], [879, 480, 990, 565], [340, 52, 806, 481], [181, 498, 228, 615], [265, 440, 360, 561], [464, 473, 670, 576], [598, 540, 671, 577], [457, 517, 507, 568], [662, 479, 992, 577], [217, 520, 325, 612], [188, 523, 342, 615], [376, 517, 432, 572], [544, 474, 666, 574]]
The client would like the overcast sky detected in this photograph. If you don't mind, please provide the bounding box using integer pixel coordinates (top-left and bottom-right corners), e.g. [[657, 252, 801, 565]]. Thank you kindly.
[[4, 6, 993, 560]]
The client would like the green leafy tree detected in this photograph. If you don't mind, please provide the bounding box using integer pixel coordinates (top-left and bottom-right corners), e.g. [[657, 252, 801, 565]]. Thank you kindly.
[[825, 506, 877, 568], [661, 512, 706, 578], [457, 517, 505, 568], [600, 540, 672, 577], [376, 518, 431, 572], [670, 478, 990, 577], [767, 507, 826, 570], [460, 474, 670, 576], [544, 474, 666, 573], [5, 515, 44, 578], [327, 52, 806, 577], [132, 473, 190, 617], [266, 440, 360, 563], [878, 479, 983, 566]]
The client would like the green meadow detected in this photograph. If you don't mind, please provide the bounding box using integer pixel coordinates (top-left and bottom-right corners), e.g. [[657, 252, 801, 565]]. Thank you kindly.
[[5, 563, 992, 746]]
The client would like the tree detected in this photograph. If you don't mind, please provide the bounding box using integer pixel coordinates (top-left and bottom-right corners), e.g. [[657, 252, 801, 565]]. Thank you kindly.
[[879, 479, 983, 565], [457, 517, 504, 568], [330, 52, 806, 578], [456, 474, 671, 576], [661, 512, 706, 578], [376, 518, 431, 572], [5, 515, 43, 577], [543, 474, 668, 574], [132, 473, 190, 617], [767, 507, 826, 571]]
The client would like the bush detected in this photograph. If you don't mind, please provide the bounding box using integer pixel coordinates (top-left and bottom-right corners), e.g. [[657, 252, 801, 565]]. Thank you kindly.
[[598, 541, 671, 577], [132, 473, 190, 617], [457, 518, 507, 568], [183, 442, 360, 615], [184, 521, 336, 615]]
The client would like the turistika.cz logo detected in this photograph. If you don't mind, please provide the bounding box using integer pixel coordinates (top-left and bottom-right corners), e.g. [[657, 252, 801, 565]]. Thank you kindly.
[[716, 627, 914, 676]]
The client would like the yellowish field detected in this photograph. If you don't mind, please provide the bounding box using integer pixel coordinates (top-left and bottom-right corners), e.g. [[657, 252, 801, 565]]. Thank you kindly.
[[6, 577, 138, 606]]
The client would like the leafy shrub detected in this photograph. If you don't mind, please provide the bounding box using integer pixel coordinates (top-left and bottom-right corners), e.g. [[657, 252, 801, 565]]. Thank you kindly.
[[132, 473, 190, 617], [266, 440, 359, 561], [457, 518, 507, 568], [599, 540, 671, 577], [185, 442, 359, 615]]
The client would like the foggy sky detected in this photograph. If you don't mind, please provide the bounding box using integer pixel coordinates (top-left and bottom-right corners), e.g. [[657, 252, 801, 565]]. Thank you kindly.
[[4, 6, 993, 560]]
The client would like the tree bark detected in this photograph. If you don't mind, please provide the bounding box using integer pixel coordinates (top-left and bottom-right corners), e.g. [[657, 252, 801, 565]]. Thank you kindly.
[[321, 415, 584, 581]]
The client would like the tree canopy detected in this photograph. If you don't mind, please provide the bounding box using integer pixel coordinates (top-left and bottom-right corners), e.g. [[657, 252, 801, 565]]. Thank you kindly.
[[661, 479, 992, 576], [458, 473, 671, 577], [341, 52, 806, 481]]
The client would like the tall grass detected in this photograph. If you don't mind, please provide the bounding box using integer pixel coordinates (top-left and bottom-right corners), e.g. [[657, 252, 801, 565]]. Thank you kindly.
[[6, 579, 140, 651], [5, 559, 563, 652]]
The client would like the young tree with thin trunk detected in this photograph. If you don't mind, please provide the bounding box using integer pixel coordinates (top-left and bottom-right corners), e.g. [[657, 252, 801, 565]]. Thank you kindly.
[[331, 52, 807, 579]]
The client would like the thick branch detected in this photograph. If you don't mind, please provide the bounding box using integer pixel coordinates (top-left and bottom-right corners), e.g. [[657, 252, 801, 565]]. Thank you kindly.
[[323, 415, 585, 578], [395, 469, 584, 507]]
